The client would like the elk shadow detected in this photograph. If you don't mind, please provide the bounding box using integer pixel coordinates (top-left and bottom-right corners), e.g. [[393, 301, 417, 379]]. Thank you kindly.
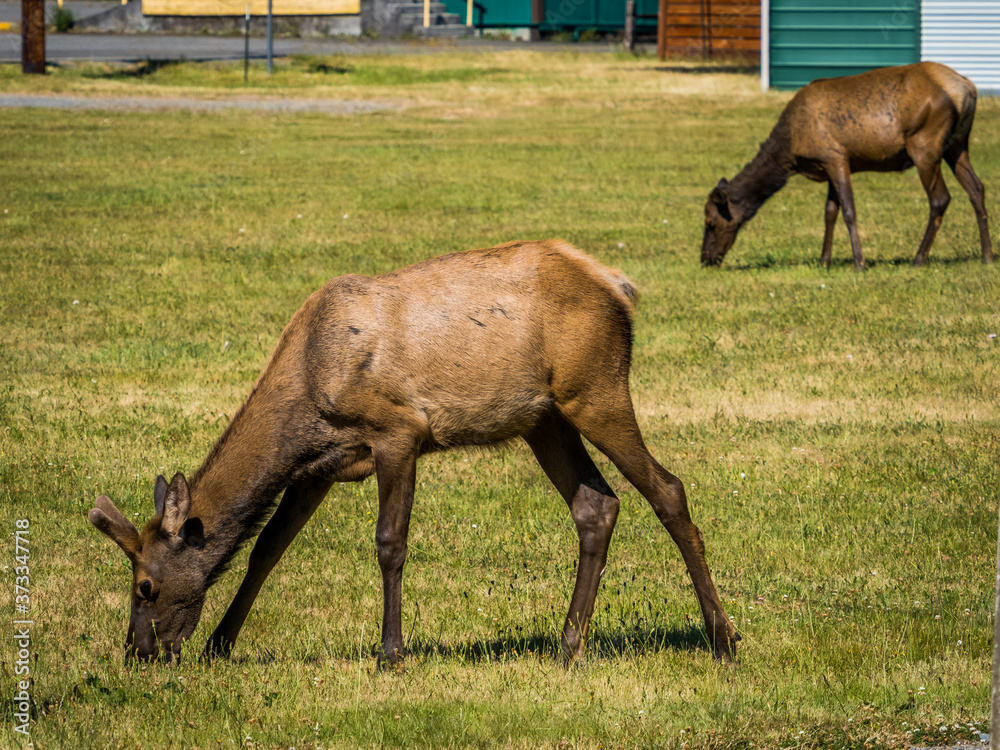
[[406, 622, 708, 663]]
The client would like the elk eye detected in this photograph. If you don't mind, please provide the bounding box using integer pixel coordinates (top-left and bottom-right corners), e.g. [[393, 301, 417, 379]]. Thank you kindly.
[[139, 579, 153, 600]]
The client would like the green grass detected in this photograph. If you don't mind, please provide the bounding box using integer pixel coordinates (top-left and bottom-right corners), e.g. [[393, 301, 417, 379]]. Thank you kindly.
[[1, 51, 998, 749]]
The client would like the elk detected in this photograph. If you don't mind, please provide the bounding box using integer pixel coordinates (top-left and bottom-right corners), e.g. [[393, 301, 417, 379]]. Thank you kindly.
[[89, 240, 739, 667], [701, 62, 994, 269]]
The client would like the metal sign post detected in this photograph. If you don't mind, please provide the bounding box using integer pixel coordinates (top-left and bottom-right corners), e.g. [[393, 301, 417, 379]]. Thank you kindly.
[[266, 0, 273, 75], [244, 4, 250, 84]]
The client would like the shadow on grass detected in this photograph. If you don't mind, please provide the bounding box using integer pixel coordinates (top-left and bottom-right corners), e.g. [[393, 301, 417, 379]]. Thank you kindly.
[[406, 622, 708, 663], [654, 64, 758, 76], [79, 59, 181, 80], [723, 252, 986, 272]]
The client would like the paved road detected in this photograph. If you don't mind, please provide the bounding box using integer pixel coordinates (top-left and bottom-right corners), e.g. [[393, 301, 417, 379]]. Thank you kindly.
[[0, 30, 617, 63], [0, 0, 618, 63]]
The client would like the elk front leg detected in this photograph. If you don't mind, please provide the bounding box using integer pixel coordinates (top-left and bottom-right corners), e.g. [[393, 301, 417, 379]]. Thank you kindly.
[[525, 413, 619, 664], [827, 164, 865, 270], [205, 475, 333, 658], [821, 181, 840, 268], [374, 446, 418, 668]]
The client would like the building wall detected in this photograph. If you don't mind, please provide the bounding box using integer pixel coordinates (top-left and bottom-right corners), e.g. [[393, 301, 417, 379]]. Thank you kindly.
[[143, 0, 359, 15], [921, 0, 1000, 95], [766, 0, 919, 89]]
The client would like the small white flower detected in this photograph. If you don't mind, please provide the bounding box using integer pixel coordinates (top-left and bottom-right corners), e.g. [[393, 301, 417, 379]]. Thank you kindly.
[[740, 472, 746, 479], [73, 300, 80, 305], [297, 214, 303, 219], [239, 227, 246, 233], [472, 524, 477, 529], [617, 242, 624, 249], [846, 354, 853, 360], [733, 490, 738, 495], [343, 214, 349, 219], [957, 640, 962, 645], [662, 219, 668, 224], [769, 292, 774, 297], [820, 284, 826, 289], [989, 333, 997, 339]]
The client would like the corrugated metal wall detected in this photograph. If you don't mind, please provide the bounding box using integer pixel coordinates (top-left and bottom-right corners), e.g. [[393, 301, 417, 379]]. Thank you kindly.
[[921, 0, 1000, 94], [767, 0, 919, 89], [441, 0, 658, 30]]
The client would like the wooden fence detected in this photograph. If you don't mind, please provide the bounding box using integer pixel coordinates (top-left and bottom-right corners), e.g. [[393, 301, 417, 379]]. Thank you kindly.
[[657, 0, 760, 60]]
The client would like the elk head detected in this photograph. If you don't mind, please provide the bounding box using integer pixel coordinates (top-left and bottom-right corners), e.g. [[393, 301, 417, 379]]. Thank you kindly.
[[89, 473, 207, 664], [701, 178, 744, 266]]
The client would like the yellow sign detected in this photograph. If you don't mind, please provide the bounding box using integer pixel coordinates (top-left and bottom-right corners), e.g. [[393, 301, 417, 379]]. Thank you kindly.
[[0, 21, 11, 31], [142, 0, 358, 15]]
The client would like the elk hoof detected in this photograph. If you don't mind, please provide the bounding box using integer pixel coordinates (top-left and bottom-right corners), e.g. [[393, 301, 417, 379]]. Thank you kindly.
[[202, 637, 233, 661], [377, 648, 406, 673], [714, 631, 740, 664]]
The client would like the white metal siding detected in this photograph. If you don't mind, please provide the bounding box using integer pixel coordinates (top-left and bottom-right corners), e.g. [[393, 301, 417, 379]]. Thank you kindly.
[[922, 0, 1000, 94]]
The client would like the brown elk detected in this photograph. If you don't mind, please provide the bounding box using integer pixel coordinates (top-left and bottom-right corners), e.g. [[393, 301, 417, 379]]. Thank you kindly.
[[89, 240, 739, 667], [701, 62, 994, 269]]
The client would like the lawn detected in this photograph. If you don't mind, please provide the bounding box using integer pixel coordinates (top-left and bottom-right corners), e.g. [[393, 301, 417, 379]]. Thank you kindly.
[[1, 50, 998, 749]]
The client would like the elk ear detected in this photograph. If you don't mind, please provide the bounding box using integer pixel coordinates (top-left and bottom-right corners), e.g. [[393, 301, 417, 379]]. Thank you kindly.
[[180, 517, 206, 549], [154, 474, 168, 518], [710, 180, 729, 207], [161, 472, 191, 537], [89, 495, 141, 561]]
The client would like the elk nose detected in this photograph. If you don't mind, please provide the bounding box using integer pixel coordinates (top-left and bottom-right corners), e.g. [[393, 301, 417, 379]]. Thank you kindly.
[[138, 579, 153, 600]]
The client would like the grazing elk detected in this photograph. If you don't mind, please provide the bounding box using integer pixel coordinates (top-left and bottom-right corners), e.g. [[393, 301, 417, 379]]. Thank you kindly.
[[701, 62, 994, 269], [89, 240, 739, 667]]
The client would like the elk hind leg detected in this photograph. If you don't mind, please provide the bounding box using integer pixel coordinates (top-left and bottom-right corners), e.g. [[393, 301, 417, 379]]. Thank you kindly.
[[525, 412, 619, 664], [946, 148, 993, 263], [205, 474, 334, 658], [563, 399, 738, 662], [913, 159, 951, 266]]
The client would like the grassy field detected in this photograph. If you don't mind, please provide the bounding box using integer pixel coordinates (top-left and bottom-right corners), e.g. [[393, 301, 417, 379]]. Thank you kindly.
[[1, 50, 999, 749]]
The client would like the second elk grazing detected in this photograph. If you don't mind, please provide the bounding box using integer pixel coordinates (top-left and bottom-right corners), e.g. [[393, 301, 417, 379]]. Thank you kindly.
[[89, 240, 739, 667], [702, 62, 993, 269]]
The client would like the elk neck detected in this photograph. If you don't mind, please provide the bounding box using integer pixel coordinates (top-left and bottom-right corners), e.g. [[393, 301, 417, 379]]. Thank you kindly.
[[727, 114, 797, 222], [186, 373, 305, 581]]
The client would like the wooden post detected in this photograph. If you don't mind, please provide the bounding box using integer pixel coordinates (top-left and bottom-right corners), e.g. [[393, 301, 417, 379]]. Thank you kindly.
[[656, 0, 666, 60], [623, 0, 635, 53], [423, 0, 429, 27], [530, 0, 544, 41], [21, 0, 45, 75]]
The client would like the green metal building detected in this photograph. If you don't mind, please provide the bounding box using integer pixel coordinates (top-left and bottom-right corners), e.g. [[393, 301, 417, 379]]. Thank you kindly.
[[763, 0, 999, 93]]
